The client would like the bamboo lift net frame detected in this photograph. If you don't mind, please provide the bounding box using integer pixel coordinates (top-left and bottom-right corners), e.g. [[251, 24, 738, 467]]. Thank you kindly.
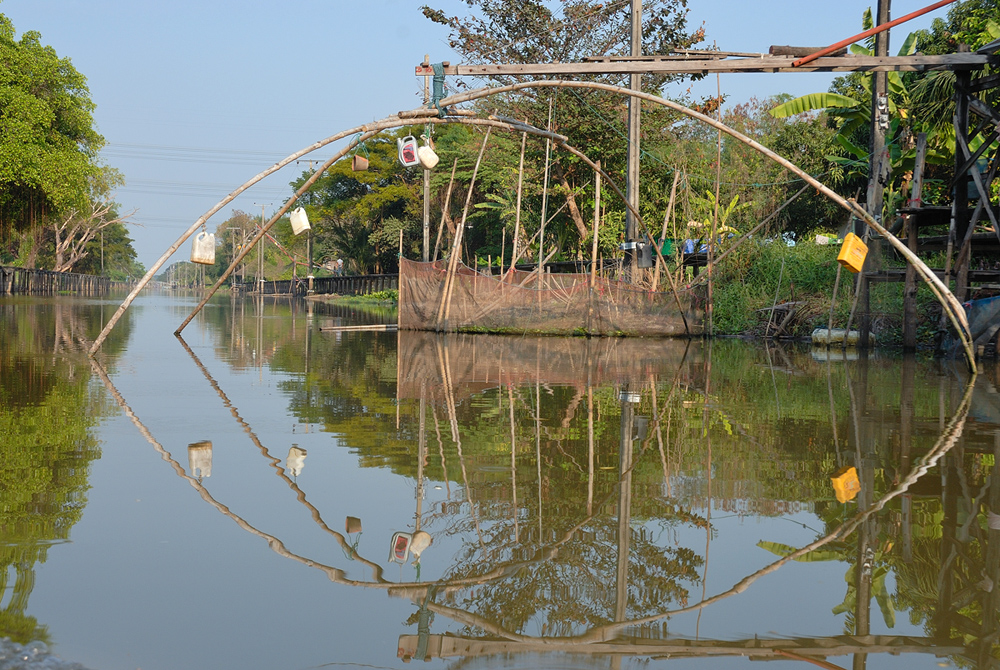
[[87, 55, 993, 369]]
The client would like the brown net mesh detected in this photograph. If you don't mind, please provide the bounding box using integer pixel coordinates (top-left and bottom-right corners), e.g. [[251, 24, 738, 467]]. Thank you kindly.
[[400, 259, 703, 336]]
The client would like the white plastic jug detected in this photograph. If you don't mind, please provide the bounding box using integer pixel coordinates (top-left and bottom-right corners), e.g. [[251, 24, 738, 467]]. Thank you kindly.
[[190, 231, 215, 265], [397, 135, 420, 167], [290, 207, 310, 235], [418, 144, 439, 170]]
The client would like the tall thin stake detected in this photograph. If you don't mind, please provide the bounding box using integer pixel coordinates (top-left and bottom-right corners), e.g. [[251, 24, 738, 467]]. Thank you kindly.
[[433, 158, 459, 263], [437, 126, 493, 329], [708, 74, 722, 337]]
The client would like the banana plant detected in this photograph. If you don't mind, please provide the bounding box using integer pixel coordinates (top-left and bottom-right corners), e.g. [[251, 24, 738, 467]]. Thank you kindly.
[[758, 539, 897, 630]]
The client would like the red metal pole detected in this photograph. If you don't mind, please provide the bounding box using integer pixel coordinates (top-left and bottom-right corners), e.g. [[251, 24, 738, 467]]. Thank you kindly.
[[792, 0, 958, 67]]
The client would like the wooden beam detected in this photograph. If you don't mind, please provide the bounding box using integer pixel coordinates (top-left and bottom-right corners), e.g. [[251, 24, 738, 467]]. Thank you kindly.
[[970, 72, 1000, 92], [397, 634, 965, 661], [415, 54, 989, 77]]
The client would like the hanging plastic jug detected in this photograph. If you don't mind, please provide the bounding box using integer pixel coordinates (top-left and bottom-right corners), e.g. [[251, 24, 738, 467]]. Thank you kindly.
[[417, 138, 439, 170], [397, 135, 420, 167], [190, 232, 215, 265], [837, 232, 868, 273], [290, 207, 310, 236]]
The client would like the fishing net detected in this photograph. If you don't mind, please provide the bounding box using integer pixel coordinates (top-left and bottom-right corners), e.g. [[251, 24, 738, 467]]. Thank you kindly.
[[399, 259, 703, 336]]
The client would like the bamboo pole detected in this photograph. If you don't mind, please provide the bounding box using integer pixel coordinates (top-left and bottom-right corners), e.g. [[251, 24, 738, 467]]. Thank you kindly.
[[708, 74, 723, 337], [173, 130, 378, 337], [652, 171, 680, 292], [538, 96, 555, 279], [433, 158, 459, 262], [437, 126, 493, 329], [512, 129, 527, 272], [590, 162, 601, 291], [89, 118, 398, 355]]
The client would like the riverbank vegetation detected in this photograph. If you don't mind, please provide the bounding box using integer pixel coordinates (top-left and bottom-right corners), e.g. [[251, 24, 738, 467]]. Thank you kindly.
[[0, 12, 142, 280]]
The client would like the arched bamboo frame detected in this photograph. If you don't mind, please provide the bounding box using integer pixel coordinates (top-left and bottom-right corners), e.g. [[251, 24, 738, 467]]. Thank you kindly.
[[88, 80, 974, 370]]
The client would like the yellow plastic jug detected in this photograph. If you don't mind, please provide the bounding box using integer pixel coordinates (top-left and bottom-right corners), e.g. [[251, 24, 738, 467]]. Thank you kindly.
[[837, 232, 868, 273]]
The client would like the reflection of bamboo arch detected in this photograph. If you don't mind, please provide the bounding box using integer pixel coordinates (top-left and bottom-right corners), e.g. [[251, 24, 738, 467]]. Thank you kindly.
[[90, 81, 974, 369], [90, 352, 663, 594], [93, 336, 975, 653]]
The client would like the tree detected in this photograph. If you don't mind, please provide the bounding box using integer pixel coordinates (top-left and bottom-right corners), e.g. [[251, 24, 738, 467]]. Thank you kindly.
[[0, 12, 104, 234], [49, 168, 136, 273], [420, 1, 705, 262]]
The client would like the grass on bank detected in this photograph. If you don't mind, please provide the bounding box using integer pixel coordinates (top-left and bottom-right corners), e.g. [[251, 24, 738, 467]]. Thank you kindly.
[[708, 239, 946, 345]]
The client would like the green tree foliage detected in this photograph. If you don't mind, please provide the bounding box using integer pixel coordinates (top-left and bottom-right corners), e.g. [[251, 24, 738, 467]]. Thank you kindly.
[[421, 0, 703, 90], [0, 12, 104, 234], [294, 131, 423, 274]]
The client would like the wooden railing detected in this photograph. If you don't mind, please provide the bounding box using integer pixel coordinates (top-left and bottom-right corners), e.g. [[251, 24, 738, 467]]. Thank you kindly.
[[0, 266, 132, 296]]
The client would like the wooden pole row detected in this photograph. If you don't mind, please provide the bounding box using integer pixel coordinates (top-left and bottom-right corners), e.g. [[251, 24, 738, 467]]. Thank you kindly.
[[0, 266, 130, 296]]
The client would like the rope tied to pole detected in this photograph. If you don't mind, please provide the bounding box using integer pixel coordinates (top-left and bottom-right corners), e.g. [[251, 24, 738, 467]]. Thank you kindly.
[[431, 63, 450, 117]]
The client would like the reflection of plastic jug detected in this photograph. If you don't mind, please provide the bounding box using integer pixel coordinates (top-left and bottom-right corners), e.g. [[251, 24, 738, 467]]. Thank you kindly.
[[290, 207, 310, 236], [410, 530, 432, 562], [287, 446, 307, 477], [390, 531, 412, 563], [345, 516, 362, 534], [397, 136, 420, 167], [188, 441, 213, 478], [191, 232, 216, 265], [831, 466, 860, 503]]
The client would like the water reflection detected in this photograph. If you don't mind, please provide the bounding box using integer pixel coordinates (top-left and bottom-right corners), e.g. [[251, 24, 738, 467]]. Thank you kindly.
[[89, 297, 1000, 668], [0, 298, 131, 645]]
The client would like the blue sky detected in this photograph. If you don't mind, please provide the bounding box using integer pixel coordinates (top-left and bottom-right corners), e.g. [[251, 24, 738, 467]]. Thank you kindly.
[[2, 0, 956, 268]]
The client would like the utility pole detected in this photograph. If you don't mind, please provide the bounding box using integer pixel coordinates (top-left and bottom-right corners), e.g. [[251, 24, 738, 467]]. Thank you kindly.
[[859, 0, 891, 348], [254, 203, 270, 293], [624, 0, 642, 280], [423, 54, 431, 263]]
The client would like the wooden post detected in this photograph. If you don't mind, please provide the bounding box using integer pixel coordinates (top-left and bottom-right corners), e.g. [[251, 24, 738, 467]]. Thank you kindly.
[[903, 133, 927, 350], [624, 0, 642, 281], [859, 0, 891, 349]]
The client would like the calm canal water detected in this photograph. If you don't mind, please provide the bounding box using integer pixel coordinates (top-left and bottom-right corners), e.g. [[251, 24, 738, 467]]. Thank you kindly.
[[1, 293, 998, 670]]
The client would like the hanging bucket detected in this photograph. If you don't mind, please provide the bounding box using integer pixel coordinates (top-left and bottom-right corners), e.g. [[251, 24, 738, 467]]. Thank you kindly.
[[418, 143, 439, 170], [290, 207, 311, 236], [397, 135, 420, 167], [837, 232, 868, 273], [345, 516, 362, 534], [351, 154, 369, 171], [190, 232, 215, 265]]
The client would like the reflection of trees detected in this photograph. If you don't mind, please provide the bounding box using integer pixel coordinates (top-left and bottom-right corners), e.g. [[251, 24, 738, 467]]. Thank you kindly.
[[440, 512, 702, 637], [0, 299, 131, 643]]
